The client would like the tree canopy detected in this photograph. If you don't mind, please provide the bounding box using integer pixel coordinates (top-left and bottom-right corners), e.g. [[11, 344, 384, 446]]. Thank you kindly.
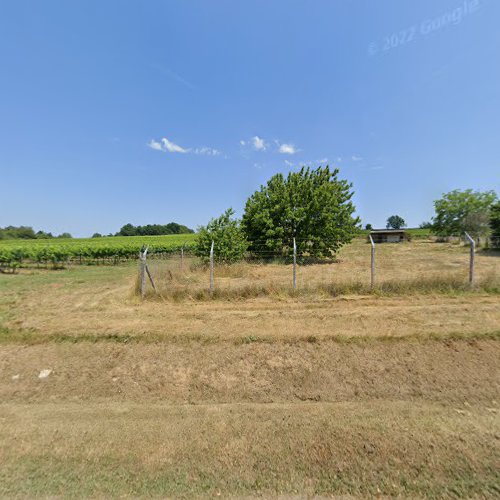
[[432, 189, 497, 237], [490, 201, 500, 245], [386, 215, 406, 229], [116, 222, 194, 236], [194, 208, 247, 264], [0, 226, 71, 240], [242, 166, 359, 258]]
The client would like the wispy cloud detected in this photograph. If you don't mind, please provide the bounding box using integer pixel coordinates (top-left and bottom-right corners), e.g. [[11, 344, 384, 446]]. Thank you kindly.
[[279, 143, 298, 154], [284, 159, 294, 167], [194, 147, 221, 156], [252, 136, 267, 151], [148, 136, 221, 156], [352, 155, 363, 161], [151, 63, 195, 90]]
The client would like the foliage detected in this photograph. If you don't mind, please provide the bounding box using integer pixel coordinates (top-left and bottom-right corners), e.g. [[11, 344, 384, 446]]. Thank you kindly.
[[432, 189, 497, 237], [0, 234, 196, 267], [0, 226, 37, 240], [365, 223, 373, 231], [242, 166, 359, 258], [194, 208, 248, 264], [386, 215, 406, 229], [419, 221, 433, 229], [462, 212, 490, 239], [0, 226, 73, 240], [116, 222, 193, 236], [92, 233, 102, 238], [490, 201, 500, 247]]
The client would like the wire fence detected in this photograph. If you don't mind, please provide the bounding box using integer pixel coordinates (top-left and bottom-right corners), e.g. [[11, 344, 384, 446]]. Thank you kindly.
[[138, 236, 499, 299]]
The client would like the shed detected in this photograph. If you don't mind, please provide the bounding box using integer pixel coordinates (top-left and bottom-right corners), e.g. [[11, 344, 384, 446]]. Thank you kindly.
[[370, 229, 407, 243]]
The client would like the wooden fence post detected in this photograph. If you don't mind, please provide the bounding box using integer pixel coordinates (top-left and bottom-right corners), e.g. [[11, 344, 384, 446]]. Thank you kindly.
[[180, 245, 184, 271], [209, 240, 214, 293], [293, 237, 297, 290], [464, 232, 475, 284], [369, 234, 375, 288], [139, 247, 147, 299]]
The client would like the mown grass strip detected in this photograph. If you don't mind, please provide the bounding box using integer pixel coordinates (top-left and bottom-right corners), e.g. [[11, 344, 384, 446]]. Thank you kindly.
[[0, 327, 498, 346]]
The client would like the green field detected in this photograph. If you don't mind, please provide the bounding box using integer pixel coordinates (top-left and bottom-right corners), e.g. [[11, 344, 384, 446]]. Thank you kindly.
[[0, 234, 197, 267]]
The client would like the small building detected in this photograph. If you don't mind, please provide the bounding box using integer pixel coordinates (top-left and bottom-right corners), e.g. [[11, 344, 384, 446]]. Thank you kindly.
[[370, 229, 407, 243]]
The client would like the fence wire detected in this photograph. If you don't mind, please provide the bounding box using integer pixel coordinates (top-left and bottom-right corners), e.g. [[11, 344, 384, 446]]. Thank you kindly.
[[140, 238, 498, 298]]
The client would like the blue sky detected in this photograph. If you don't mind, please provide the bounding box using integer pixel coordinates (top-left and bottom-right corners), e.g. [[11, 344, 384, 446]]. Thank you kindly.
[[1, 0, 499, 236]]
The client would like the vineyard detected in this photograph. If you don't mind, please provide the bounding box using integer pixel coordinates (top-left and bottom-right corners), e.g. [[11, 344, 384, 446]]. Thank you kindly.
[[0, 234, 196, 269]]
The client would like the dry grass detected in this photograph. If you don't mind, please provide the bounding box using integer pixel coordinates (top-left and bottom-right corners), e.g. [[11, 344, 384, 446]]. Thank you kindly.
[[0, 400, 498, 497], [0, 239, 499, 497], [143, 238, 500, 300], [1, 338, 499, 404]]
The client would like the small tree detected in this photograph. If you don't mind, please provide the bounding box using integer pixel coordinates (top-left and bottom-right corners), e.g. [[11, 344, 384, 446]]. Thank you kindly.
[[386, 215, 406, 229], [432, 189, 497, 237], [195, 208, 248, 264], [365, 223, 373, 231]]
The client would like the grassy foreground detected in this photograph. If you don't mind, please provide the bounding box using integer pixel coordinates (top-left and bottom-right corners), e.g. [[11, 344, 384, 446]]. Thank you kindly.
[[0, 239, 499, 497], [1, 401, 498, 497]]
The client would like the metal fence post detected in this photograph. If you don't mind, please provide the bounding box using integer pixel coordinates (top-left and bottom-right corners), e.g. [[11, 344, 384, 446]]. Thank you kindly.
[[293, 237, 297, 290], [209, 240, 214, 293], [369, 234, 375, 288], [464, 232, 475, 284]]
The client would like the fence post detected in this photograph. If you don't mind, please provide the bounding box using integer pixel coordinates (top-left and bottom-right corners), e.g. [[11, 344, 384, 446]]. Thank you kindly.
[[209, 240, 214, 293], [139, 246, 148, 299], [369, 234, 375, 288], [180, 245, 184, 271], [293, 237, 297, 290], [464, 232, 475, 284]]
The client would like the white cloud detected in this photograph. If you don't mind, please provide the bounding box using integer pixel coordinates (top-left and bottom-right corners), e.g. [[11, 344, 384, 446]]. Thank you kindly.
[[284, 159, 294, 167], [194, 147, 221, 156], [352, 155, 363, 161], [239, 140, 246, 146], [279, 143, 298, 154], [252, 136, 266, 151], [148, 139, 163, 151], [148, 137, 222, 156], [162, 137, 189, 153], [337, 157, 342, 163], [318, 157, 328, 164]]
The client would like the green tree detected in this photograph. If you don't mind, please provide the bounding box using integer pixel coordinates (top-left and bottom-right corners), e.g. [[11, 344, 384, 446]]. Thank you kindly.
[[195, 208, 248, 264], [386, 215, 406, 229], [432, 189, 497, 237], [490, 201, 500, 247], [365, 223, 373, 231], [242, 166, 359, 258]]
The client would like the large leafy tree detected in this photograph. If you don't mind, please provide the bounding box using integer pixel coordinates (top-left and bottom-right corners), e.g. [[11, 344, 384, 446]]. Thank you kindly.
[[432, 189, 497, 237], [490, 201, 500, 245], [242, 166, 359, 258], [386, 215, 406, 229], [195, 208, 248, 264]]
